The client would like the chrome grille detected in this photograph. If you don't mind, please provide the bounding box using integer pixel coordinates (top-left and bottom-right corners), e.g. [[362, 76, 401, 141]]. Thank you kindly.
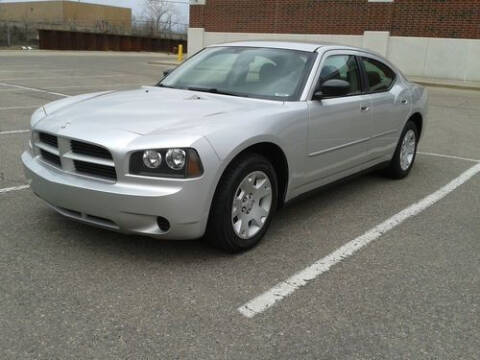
[[33, 132, 117, 182]]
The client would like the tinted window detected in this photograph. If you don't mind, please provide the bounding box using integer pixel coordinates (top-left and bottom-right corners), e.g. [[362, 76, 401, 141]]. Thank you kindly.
[[361, 57, 396, 92], [160, 47, 316, 101], [319, 55, 361, 96]]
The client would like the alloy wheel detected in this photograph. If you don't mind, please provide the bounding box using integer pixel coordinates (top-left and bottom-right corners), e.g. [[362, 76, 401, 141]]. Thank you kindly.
[[231, 171, 273, 240]]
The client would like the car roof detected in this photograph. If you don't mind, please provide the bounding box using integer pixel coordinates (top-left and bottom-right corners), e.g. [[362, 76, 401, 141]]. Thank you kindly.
[[207, 40, 363, 53]]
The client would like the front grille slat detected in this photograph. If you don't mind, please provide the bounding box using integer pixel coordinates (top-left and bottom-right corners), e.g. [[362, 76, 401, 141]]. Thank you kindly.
[[70, 140, 116, 181], [40, 149, 61, 166], [71, 140, 112, 160], [39, 132, 58, 148], [74, 160, 117, 181]]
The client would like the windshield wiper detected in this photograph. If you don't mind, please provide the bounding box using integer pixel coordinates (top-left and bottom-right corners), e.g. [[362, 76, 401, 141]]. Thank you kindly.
[[186, 86, 247, 98]]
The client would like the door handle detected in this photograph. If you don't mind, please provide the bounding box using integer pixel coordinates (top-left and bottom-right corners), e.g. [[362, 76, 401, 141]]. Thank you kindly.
[[360, 105, 370, 112], [401, 99, 409, 105]]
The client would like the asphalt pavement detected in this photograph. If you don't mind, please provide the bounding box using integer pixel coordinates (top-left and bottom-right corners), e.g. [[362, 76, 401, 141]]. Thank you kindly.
[[0, 50, 479, 359]]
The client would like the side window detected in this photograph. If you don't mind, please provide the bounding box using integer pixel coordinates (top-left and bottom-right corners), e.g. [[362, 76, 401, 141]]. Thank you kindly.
[[361, 57, 396, 92], [319, 55, 361, 96]]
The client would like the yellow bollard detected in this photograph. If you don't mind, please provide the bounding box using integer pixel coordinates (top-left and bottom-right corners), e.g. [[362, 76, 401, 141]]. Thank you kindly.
[[177, 44, 183, 62]]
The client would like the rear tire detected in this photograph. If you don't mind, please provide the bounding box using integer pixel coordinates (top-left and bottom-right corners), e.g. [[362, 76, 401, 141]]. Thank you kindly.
[[206, 153, 278, 253], [385, 120, 419, 179]]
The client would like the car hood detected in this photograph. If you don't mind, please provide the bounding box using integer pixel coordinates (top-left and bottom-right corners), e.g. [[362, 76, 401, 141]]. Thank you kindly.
[[37, 86, 281, 137]]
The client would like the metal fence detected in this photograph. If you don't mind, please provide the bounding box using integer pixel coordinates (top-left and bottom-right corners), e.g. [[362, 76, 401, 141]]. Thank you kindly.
[[0, 19, 187, 49], [38, 29, 186, 52]]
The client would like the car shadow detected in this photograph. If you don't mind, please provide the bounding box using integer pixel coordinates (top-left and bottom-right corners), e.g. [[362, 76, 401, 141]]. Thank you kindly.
[[47, 170, 390, 263], [275, 170, 390, 221]]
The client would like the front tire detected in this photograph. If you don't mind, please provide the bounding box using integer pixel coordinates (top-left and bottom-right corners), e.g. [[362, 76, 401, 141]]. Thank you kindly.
[[206, 154, 278, 253], [385, 120, 419, 179]]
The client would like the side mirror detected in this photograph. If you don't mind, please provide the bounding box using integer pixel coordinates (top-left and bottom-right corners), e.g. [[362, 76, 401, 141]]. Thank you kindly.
[[313, 79, 351, 100]]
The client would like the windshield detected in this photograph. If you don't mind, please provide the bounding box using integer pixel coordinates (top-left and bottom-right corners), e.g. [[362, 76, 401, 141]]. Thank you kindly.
[[159, 46, 316, 101]]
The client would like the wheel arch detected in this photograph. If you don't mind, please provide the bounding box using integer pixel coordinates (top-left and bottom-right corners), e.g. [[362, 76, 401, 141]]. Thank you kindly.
[[409, 112, 423, 139], [211, 140, 290, 210]]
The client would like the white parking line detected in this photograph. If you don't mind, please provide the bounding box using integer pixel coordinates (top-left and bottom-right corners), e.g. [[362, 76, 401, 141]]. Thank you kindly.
[[0, 69, 75, 73], [0, 105, 39, 111], [238, 162, 480, 318], [0, 185, 30, 194], [418, 151, 480, 163], [0, 129, 30, 135], [15, 83, 145, 90], [0, 82, 69, 97], [0, 74, 119, 81]]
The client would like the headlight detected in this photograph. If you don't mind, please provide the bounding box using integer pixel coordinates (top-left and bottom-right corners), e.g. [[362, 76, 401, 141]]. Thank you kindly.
[[130, 148, 203, 178], [165, 149, 186, 170], [142, 150, 162, 169]]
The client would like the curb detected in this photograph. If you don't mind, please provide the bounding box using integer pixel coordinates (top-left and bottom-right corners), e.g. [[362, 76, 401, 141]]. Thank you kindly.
[[148, 60, 182, 66], [412, 80, 480, 91]]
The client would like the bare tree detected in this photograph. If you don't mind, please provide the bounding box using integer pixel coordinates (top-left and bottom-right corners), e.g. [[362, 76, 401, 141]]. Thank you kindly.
[[143, 0, 177, 36]]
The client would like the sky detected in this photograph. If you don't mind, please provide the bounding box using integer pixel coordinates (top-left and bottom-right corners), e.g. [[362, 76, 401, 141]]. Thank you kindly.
[[0, 0, 190, 25]]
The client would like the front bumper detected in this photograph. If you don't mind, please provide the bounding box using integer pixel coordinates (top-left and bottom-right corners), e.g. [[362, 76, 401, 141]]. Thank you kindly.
[[22, 151, 213, 240]]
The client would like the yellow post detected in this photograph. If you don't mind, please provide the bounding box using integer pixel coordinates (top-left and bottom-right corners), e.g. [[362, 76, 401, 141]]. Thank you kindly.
[[177, 44, 183, 62]]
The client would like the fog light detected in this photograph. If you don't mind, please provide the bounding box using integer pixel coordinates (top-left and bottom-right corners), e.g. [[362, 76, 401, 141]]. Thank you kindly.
[[166, 148, 186, 170], [143, 150, 162, 169], [157, 216, 170, 232]]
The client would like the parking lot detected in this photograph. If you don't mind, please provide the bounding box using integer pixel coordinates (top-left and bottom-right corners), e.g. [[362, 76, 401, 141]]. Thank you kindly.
[[1, 51, 479, 359]]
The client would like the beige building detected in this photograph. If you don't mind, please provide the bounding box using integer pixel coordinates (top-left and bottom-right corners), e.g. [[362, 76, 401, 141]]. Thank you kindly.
[[0, 1, 132, 33]]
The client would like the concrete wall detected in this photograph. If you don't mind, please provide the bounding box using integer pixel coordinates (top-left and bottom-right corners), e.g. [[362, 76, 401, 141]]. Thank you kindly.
[[388, 36, 480, 82], [187, 29, 480, 82]]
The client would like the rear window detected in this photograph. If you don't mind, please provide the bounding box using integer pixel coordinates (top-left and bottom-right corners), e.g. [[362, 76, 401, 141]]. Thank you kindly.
[[361, 57, 396, 92]]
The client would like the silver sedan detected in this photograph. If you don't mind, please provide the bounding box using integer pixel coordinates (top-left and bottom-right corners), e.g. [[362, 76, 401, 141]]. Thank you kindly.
[[22, 41, 428, 252]]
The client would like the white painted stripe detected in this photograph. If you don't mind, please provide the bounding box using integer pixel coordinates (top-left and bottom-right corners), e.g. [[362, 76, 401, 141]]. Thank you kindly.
[[0, 82, 69, 97], [0, 185, 30, 194], [418, 151, 480, 163], [0, 69, 75, 73], [0, 74, 119, 81], [0, 129, 29, 135], [21, 83, 145, 90], [238, 162, 480, 318], [0, 105, 39, 111]]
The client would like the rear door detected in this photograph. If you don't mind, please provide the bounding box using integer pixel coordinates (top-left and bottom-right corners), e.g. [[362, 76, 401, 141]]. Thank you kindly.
[[359, 56, 411, 160], [305, 51, 373, 184]]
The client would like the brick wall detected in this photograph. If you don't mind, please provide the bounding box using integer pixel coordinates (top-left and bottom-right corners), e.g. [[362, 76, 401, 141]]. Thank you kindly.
[[190, 0, 480, 39]]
